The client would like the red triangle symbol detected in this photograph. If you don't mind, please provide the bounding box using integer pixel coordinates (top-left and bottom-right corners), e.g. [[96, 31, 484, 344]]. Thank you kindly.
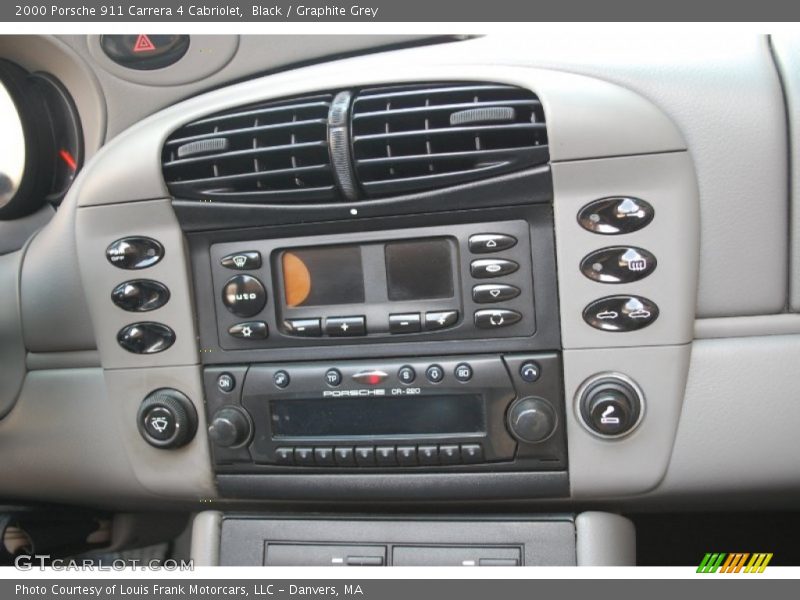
[[133, 35, 156, 53]]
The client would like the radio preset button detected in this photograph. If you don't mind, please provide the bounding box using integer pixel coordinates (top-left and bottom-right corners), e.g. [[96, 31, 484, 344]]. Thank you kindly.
[[472, 283, 521, 304], [578, 197, 655, 235], [454, 363, 473, 382], [439, 445, 461, 464], [314, 447, 335, 466], [580, 246, 657, 284], [352, 370, 388, 385], [474, 309, 522, 329], [519, 361, 541, 383], [398, 366, 416, 384], [294, 447, 315, 466], [425, 364, 445, 383], [583, 295, 659, 332], [325, 316, 366, 337], [106, 236, 164, 270], [389, 313, 422, 334], [417, 445, 439, 466], [273, 370, 290, 389], [222, 275, 267, 318], [468, 233, 518, 254], [470, 258, 519, 279], [228, 321, 268, 340], [217, 373, 236, 393], [275, 447, 295, 465], [220, 251, 262, 270], [325, 368, 342, 387], [396, 446, 418, 466], [375, 446, 397, 466], [424, 310, 458, 331], [355, 446, 376, 466], [334, 447, 356, 466], [460, 444, 484, 464], [284, 318, 322, 337]]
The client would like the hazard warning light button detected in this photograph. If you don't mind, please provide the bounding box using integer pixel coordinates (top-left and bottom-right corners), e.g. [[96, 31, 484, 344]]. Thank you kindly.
[[100, 35, 190, 70]]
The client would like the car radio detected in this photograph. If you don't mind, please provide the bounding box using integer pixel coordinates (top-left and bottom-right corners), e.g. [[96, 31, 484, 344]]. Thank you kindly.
[[203, 352, 566, 476]]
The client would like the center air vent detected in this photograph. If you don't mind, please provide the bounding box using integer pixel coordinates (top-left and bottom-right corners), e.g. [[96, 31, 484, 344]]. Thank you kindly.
[[351, 83, 548, 197], [162, 94, 336, 203]]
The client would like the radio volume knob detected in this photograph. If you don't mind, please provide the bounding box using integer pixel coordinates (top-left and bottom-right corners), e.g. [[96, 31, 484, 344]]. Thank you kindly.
[[208, 406, 252, 448], [506, 397, 557, 444]]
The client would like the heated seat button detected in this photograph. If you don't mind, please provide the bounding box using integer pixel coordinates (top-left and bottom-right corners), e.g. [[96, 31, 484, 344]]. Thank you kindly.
[[474, 309, 522, 329], [580, 247, 657, 283], [111, 280, 170, 312], [583, 296, 659, 332], [106, 236, 163, 270], [222, 275, 267, 317], [470, 258, 519, 278], [100, 35, 190, 70], [468, 233, 517, 254], [325, 316, 366, 337], [228, 321, 268, 340], [389, 313, 422, 334], [284, 318, 322, 337], [424, 310, 459, 331], [472, 283, 521, 303], [578, 197, 655, 235], [221, 251, 262, 270], [118, 322, 175, 354]]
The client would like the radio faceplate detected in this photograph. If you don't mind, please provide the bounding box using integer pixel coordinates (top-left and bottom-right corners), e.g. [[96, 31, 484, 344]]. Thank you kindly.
[[203, 352, 567, 477]]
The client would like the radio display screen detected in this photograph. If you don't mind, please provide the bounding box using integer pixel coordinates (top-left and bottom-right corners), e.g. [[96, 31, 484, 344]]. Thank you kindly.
[[270, 395, 485, 438]]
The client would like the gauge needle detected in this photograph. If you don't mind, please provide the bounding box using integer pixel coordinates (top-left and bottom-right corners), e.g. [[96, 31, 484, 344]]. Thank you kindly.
[[58, 149, 77, 171]]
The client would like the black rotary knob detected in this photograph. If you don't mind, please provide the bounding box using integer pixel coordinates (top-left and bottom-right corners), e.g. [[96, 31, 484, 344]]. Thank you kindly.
[[506, 397, 557, 444], [578, 375, 643, 437], [137, 389, 197, 449], [208, 406, 252, 448]]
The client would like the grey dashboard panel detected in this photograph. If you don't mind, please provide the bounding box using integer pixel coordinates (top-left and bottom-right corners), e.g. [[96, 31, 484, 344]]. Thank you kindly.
[[575, 512, 636, 566], [771, 34, 800, 313], [0, 206, 53, 256], [656, 334, 800, 497], [553, 152, 698, 349], [0, 250, 27, 419]]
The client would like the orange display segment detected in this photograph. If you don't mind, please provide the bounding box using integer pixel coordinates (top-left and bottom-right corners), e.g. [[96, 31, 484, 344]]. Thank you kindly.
[[282, 251, 312, 307]]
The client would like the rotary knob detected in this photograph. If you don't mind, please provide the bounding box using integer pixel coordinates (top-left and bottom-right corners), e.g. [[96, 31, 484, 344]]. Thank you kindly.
[[506, 397, 557, 444], [137, 389, 197, 449], [208, 406, 252, 448]]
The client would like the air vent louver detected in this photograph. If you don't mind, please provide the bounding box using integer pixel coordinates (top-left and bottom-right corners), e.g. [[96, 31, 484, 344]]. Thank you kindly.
[[351, 83, 548, 197], [162, 94, 336, 203]]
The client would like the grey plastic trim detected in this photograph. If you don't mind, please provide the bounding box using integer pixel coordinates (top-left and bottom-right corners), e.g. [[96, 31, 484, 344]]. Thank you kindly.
[[0, 249, 27, 420], [75, 198, 199, 369], [564, 344, 690, 498], [86, 35, 239, 87], [695, 314, 800, 339], [190, 511, 222, 566], [72, 63, 684, 209], [0, 205, 54, 256], [26, 350, 101, 371], [553, 152, 699, 349], [575, 511, 636, 566], [771, 34, 800, 312]]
